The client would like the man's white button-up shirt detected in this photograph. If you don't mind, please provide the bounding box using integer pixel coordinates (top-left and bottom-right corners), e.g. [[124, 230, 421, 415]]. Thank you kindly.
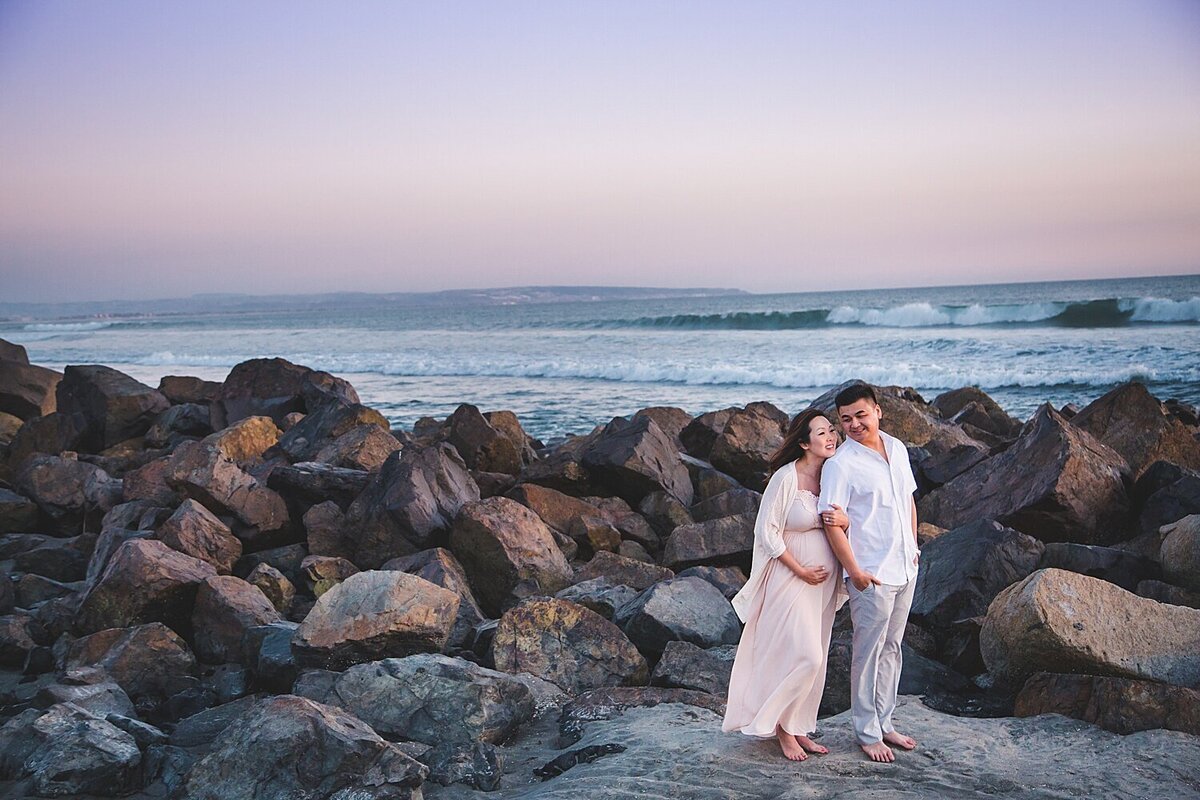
[[819, 430, 919, 585]]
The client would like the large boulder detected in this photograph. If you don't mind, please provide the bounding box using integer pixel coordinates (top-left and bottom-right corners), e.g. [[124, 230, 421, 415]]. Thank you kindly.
[[707, 404, 787, 490], [506, 482, 601, 535], [173, 695, 427, 800], [158, 375, 221, 406], [1139, 470, 1200, 535], [1015, 671, 1200, 736], [1161, 515, 1200, 591], [211, 357, 360, 429], [555, 578, 641, 620], [981, 568, 1200, 689], [344, 445, 480, 568], [447, 403, 522, 475], [614, 576, 742, 658], [144, 402, 213, 448], [0, 360, 60, 421], [382, 548, 485, 650], [492, 597, 648, 694], [517, 429, 604, 497], [0, 703, 142, 797], [0, 487, 39, 533], [158, 499, 243, 575], [75, 539, 217, 635], [64, 623, 198, 716], [448, 496, 573, 617], [679, 408, 738, 460], [14, 453, 113, 534], [167, 440, 290, 537], [295, 653, 536, 746], [632, 407, 692, 450], [56, 365, 169, 451], [581, 416, 693, 506], [649, 640, 736, 695], [11, 532, 95, 582], [191, 575, 282, 664], [919, 405, 1131, 544], [268, 461, 370, 510], [662, 512, 756, 571], [275, 401, 389, 463], [910, 519, 1045, 634], [293, 570, 460, 670], [1071, 382, 1200, 478], [690, 487, 761, 523]]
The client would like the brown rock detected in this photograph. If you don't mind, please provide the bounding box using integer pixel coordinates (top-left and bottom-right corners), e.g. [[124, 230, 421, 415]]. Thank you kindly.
[[293, 570, 460, 670], [573, 550, 674, 591], [492, 597, 648, 694], [274, 401, 387, 463], [1136, 579, 1200, 609], [167, 440, 290, 536], [246, 562, 295, 614], [75, 538, 217, 635], [1071, 382, 1200, 478], [679, 408, 738, 460], [158, 375, 222, 405], [919, 405, 1131, 544], [203, 415, 281, 464], [158, 498, 242, 575], [638, 490, 693, 538], [932, 386, 1022, 439], [449, 497, 573, 617], [0, 411, 23, 445], [66, 623, 198, 714], [345, 445, 480, 568], [517, 430, 603, 497], [662, 512, 756, 571], [482, 410, 539, 465], [707, 405, 786, 490], [313, 424, 401, 471], [1015, 671, 1200, 735], [301, 554, 360, 597], [917, 522, 947, 546], [0, 360, 60, 421], [447, 403, 522, 475], [382, 548, 485, 650], [303, 500, 345, 556], [11, 531, 95, 582], [212, 357, 360, 429], [981, 568, 1200, 689], [267, 461, 370, 509], [632, 407, 692, 450], [0, 338, 29, 364], [1160, 514, 1200, 591], [581, 416, 693, 505], [569, 514, 623, 555], [0, 612, 37, 666], [143, 403, 212, 448], [506, 482, 601, 535], [121, 456, 181, 506], [191, 575, 282, 663], [56, 364, 169, 451], [14, 453, 112, 534]]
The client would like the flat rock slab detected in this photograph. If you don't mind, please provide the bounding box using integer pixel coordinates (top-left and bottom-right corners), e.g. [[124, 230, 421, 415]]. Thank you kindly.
[[419, 697, 1200, 800]]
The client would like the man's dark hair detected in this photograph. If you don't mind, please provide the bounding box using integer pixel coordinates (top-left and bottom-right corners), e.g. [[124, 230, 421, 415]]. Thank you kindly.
[[834, 382, 878, 410]]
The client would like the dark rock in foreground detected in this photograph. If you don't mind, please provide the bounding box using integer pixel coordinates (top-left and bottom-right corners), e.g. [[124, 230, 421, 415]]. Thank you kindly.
[[1015, 671, 1200, 736]]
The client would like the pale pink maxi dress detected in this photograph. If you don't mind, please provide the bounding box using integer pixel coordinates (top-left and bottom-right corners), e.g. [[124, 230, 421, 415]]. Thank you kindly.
[[722, 489, 842, 738]]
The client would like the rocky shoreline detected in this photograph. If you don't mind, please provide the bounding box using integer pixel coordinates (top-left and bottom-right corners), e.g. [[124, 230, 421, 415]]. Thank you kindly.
[[0, 341, 1198, 799]]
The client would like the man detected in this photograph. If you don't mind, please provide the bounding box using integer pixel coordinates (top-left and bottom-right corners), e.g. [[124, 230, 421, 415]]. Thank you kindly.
[[819, 383, 921, 763]]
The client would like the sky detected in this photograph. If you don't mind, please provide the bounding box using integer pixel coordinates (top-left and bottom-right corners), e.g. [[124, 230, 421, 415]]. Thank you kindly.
[[1, 1, 1198, 302]]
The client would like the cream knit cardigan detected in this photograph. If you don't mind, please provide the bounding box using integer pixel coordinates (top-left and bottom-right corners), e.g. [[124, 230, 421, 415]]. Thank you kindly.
[[730, 460, 847, 622]]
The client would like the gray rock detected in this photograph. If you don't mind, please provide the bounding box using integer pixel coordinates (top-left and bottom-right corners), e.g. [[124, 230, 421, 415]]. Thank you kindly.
[[556, 578, 640, 620], [661, 512, 756, 571], [1161, 514, 1200, 591], [294, 653, 535, 746], [1038, 541, 1160, 592], [614, 577, 742, 658], [57, 364, 169, 452], [420, 740, 504, 791], [191, 575, 282, 664], [650, 640, 736, 694], [581, 416, 693, 506], [675, 565, 747, 599], [168, 693, 264, 748], [64, 623, 198, 718], [690, 488, 761, 523]]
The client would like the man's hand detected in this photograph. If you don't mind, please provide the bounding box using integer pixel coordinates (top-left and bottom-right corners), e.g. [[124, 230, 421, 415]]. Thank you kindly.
[[849, 570, 881, 591]]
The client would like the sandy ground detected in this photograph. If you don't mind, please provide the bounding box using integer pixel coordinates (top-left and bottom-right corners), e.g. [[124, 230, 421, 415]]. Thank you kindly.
[[428, 697, 1200, 800]]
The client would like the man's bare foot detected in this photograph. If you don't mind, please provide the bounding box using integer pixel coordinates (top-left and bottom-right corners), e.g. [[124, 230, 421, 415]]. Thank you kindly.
[[882, 731, 917, 751], [795, 735, 828, 755], [777, 729, 808, 761], [861, 741, 894, 762]]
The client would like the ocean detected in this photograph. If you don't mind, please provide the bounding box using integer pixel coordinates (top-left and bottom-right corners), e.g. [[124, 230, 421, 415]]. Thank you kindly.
[[4, 275, 1199, 442]]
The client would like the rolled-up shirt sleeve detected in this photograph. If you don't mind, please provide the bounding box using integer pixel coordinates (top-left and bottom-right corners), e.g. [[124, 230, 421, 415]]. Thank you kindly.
[[818, 458, 851, 517], [753, 469, 788, 559]]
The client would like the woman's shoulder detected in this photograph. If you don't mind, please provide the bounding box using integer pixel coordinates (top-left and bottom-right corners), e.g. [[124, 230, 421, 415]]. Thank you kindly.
[[766, 460, 798, 487]]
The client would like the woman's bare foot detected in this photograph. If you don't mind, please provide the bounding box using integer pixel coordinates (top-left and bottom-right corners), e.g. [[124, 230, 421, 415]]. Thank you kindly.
[[861, 741, 894, 762], [776, 728, 808, 761], [795, 735, 828, 755], [882, 731, 917, 751]]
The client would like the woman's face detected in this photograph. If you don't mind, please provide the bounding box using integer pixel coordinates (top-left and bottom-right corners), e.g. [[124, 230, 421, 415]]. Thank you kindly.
[[805, 415, 840, 460]]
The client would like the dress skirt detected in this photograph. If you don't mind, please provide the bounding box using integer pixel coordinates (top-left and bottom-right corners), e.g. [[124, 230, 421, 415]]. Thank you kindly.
[[722, 519, 841, 738]]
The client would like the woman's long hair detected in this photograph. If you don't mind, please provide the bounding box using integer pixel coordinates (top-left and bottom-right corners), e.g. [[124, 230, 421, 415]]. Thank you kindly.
[[767, 408, 832, 474]]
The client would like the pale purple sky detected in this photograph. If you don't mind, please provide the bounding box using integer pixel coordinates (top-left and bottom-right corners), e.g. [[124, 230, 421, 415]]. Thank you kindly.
[[2, 1, 1198, 302]]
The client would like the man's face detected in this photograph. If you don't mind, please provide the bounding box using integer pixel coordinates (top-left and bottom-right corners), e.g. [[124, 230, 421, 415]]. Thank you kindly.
[[838, 398, 882, 443]]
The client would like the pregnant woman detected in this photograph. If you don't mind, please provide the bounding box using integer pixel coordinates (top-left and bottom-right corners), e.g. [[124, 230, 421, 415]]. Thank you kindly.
[[722, 408, 848, 761]]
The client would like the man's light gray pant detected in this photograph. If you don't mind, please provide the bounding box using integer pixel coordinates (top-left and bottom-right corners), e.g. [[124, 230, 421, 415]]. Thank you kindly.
[[846, 577, 915, 745]]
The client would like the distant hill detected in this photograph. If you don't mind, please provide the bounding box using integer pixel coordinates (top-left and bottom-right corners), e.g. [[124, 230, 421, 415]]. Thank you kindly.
[[0, 285, 749, 321]]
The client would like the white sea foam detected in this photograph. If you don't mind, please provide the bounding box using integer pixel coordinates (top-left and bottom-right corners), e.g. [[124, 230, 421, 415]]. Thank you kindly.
[[1128, 296, 1200, 323], [21, 321, 117, 332]]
